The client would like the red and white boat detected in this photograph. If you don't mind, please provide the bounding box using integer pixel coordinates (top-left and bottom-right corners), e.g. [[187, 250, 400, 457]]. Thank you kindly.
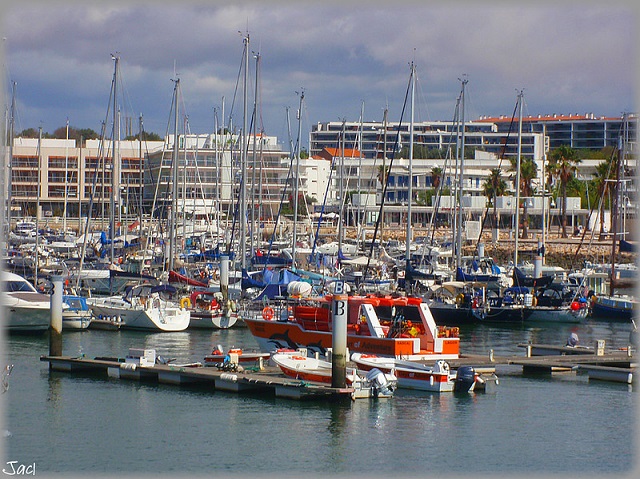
[[244, 294, 460, 361], [270, 352, 358, 384], [350, 352, 481, 393], [270, 350, 398, 398]]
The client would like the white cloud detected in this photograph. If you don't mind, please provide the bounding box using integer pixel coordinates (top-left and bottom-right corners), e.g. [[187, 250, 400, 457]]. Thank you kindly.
[[3, 1, 636, 140]]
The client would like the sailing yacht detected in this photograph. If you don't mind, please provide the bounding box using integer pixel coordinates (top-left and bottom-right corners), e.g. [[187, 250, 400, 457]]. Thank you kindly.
[[87, 283, 190, 332]]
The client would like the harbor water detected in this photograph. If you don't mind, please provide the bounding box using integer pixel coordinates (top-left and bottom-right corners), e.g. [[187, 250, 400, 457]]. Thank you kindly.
[[2, 320, 637, 477]]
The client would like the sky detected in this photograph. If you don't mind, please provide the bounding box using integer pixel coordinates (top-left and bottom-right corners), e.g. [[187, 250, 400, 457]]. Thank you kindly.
[[1, 0, 637, 150]]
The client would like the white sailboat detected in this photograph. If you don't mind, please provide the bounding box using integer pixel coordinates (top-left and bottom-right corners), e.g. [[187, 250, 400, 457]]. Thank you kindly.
[[87, 283, 190, 332]]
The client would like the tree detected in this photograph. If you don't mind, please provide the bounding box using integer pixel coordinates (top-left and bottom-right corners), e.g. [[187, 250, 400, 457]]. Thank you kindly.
[[548, 146, 581, 238], [482, 168, 507, 229], [592, 156, 616, 238], [509, 158, 538, 239], [125, 131, 163, 141], [377, 165, 389, 187], [430, 166, 443, 190]]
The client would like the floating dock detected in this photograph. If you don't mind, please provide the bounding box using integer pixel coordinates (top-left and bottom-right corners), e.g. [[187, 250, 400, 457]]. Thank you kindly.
[[444, 342, 635, 384], [40, 354, 360, 401]]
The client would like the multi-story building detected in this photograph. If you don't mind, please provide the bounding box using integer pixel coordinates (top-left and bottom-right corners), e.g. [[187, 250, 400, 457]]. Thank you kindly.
[[7, 137, 163, 222], [476, 113, 637, 151], [3, 113, 635, 237]]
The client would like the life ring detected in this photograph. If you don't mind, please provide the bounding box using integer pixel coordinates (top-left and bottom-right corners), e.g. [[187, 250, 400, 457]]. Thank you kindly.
[[262, 306, 275, 320], [180, 297, 192, 309], [210, 299, 219, 310]]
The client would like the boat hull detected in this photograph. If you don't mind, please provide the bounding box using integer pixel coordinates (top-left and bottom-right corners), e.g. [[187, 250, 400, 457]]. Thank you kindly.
[[88, 297, 190, 331], [351, 354, 455, 392], [188, 311, 238, 329]]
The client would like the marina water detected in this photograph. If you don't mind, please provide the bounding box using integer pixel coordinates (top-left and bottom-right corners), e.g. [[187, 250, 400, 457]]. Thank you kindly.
[[2, 320, 636, 477]]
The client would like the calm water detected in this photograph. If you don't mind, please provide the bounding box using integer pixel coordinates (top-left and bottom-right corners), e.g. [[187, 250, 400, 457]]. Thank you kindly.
[[1, 319, 637, 478]]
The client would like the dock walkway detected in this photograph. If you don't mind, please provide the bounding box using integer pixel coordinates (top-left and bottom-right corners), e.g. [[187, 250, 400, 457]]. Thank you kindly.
[[40, 355, 357, 400]]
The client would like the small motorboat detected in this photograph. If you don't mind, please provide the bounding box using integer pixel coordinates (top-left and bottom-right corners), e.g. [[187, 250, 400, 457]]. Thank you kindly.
[[270, 351, 397, 398], [351, 352, 494, 393], [204, 346, 270, 367]]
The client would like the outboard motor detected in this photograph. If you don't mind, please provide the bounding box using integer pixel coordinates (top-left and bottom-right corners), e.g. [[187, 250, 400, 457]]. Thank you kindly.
[[365, 368, 397, 397], [454, 365, 476, 393]]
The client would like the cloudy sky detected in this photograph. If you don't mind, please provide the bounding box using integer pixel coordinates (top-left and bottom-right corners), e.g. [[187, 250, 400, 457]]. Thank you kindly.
[[2, 1, 637, 149]]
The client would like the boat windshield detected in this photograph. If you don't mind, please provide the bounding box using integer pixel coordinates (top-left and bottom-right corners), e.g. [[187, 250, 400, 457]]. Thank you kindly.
[[3, 280, 37, 292]]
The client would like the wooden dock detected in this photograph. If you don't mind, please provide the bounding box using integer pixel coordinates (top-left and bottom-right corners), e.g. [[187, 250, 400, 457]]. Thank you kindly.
[[41, 341, 636, 398], [40, 355, 358, 401], [444, 343, 636, 383]]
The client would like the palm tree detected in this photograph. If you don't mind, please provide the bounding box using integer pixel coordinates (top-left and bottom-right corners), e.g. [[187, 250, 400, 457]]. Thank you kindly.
[[430, 166, 443, 190], [592, 157, 616, 239], [482, 168, 507, 229], [377, 165, 389, 188], [514, 158, 538, 239], [548, 146, 581, 238]]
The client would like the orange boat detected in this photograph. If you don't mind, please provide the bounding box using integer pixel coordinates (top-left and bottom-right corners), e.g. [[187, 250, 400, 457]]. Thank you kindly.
[[244, 294, 460, 360]]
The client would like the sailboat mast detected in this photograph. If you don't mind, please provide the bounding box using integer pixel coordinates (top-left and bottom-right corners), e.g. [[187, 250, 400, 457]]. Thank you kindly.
[[63, 119, 69, 235], [455, 77, 467, 269], [338, 120, 346, 260], [514, 89, 524, 267], [169, 77, 180, 272], [292, 89, 304, 268], [34, 126, 42, 287], [240, 33, 249, 271], [405, 62, 415, 268], [250, 51, 261, 259], [609, 115, 626, 296], [381, 107, 388, 243], [110, 54, 121, 264], [138, 114, 143, 240], [7, 81, 16, 241]]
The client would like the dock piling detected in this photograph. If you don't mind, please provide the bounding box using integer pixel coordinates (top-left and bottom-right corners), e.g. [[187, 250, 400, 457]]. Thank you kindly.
[[49, 275, 63, 359], [331, 281, 348, 389]]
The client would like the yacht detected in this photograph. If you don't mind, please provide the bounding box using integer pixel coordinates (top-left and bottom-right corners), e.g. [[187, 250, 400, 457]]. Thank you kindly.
[[1, 271, 58, 333]]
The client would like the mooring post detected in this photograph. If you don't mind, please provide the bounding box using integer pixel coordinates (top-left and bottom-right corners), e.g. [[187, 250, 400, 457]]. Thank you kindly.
[[331, 281, 348, 389], [49, 275, 63, 359], [220, 255, 229, 302]]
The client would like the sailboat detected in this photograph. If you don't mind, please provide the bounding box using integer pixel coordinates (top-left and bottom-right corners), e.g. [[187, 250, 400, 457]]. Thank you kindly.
[[590, 115, 638, 321]]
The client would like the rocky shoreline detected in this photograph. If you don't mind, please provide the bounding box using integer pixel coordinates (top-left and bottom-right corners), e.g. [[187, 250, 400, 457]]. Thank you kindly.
[[344, 226, 636, 270]]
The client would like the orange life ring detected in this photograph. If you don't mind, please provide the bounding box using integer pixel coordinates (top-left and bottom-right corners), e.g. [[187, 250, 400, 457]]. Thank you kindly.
[[262, 306, 275, 320]]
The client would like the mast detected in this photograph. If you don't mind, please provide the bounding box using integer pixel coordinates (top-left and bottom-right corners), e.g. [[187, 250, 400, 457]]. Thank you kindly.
[[405, 62, 415, 271], [514, 89, 524, 267], [34, 126, 42, 287], [169, 77, 180, 272], [455, 77, 467, 269], [240, 33, 249, 271], [250, 51, 261, 259], [138, 114, 143, 241], [62, 119, 69, 235], [110, 54, 121, 264], [609, 114, 626, 296], [381, 107, 388, 243], [7, 81, 16, 240], [292, 89, 304, 268], [338, 120, 346, 260]]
